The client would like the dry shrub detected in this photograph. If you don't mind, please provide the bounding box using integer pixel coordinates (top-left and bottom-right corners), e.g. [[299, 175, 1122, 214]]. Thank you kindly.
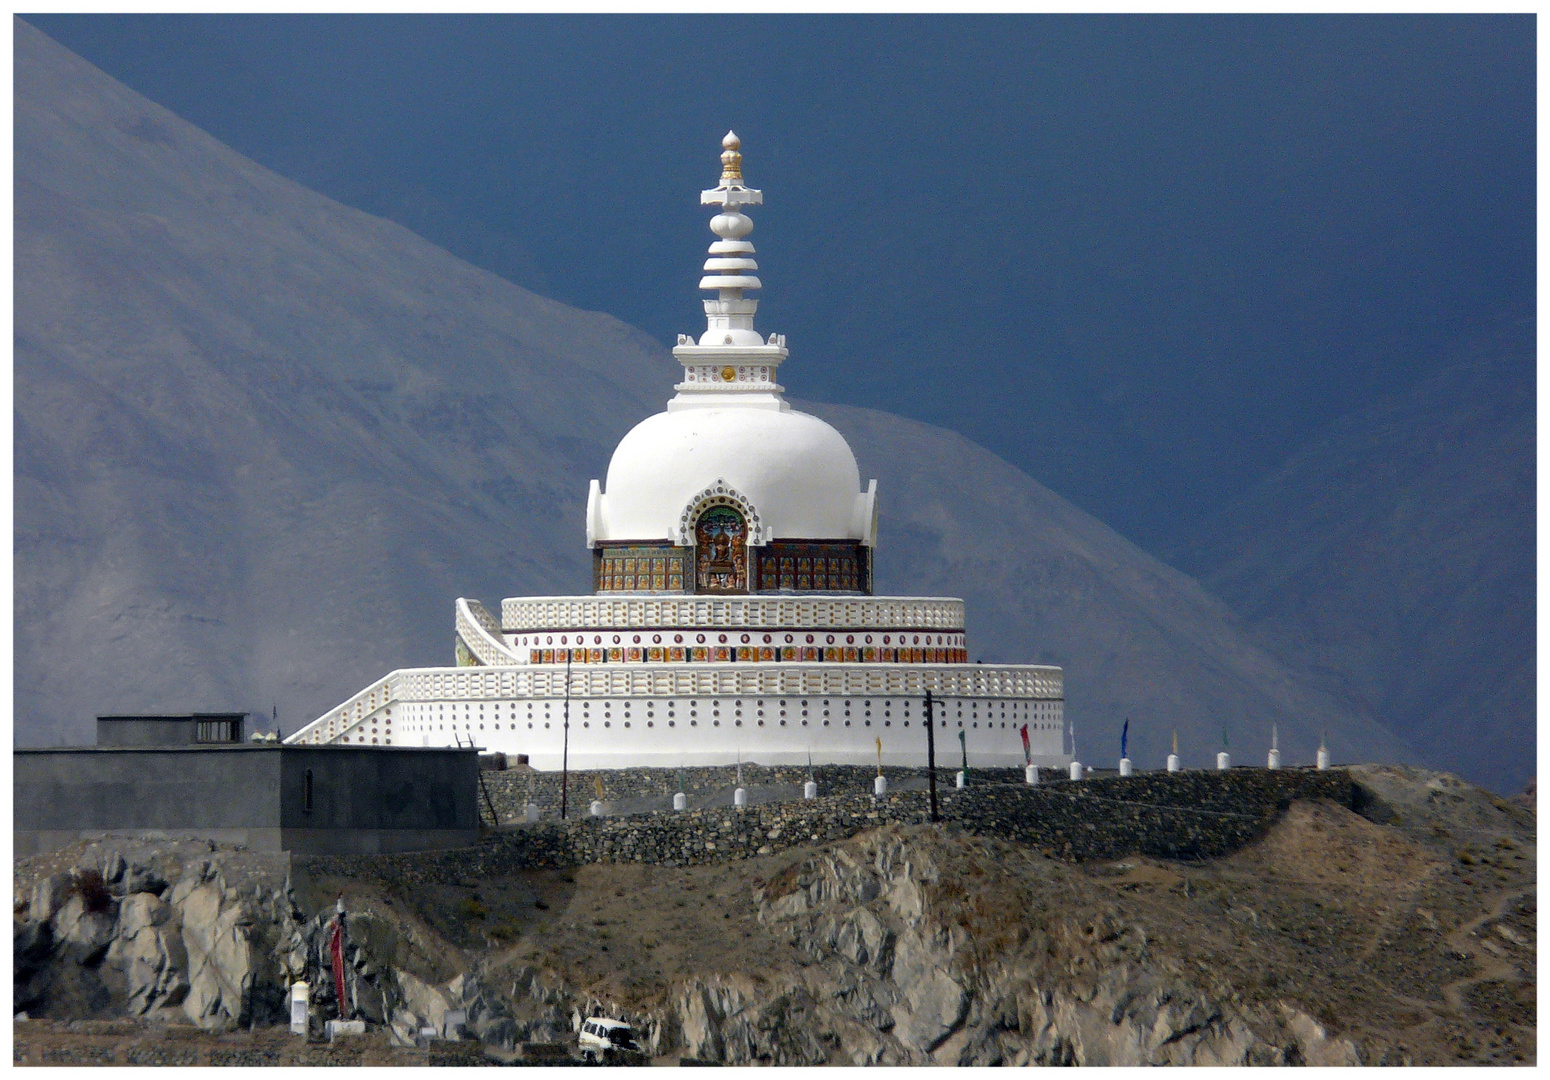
[[73, 869, 114, 914]]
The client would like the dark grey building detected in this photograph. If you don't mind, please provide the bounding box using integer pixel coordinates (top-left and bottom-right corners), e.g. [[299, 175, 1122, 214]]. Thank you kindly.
[[15, 714, 481, 856], [95, 712, 247, 747]]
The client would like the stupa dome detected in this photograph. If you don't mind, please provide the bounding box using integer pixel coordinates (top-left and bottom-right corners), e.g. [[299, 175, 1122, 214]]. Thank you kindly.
[[593, 404, 870, 544]]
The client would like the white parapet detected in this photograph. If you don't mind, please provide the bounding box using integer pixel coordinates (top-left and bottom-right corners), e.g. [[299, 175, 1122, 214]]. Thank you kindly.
[[502, 595, 967, 635], [1217, 752, 1231, 771], [283, 659, 1070, 771], [1166, 754, 1181, 773], [455, 597, 522, 665], [1119, 757, 1133, 777]]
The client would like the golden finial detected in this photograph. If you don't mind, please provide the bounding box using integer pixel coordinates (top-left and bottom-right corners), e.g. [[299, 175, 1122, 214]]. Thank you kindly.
[[720, 130, 743, 185]]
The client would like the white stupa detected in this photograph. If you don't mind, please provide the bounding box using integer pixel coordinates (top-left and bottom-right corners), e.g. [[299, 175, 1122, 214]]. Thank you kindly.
[[288, 134, 1069, 770]]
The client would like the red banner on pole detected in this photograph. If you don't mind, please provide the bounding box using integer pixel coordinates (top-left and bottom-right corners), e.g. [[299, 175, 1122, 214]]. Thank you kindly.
[[329, 915, 349, 1019]]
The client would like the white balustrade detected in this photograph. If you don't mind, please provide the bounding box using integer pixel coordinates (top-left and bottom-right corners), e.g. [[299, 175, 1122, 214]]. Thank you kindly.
[[501, 595, 966, 632]]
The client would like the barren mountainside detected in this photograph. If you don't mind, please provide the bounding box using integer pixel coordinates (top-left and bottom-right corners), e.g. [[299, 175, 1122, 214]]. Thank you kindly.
[[13, 18, 1407, 772], [1168, 349, 1534, 793]]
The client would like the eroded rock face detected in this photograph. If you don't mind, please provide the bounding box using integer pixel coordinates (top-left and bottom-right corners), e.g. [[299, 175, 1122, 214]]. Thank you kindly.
[[176, 877, 257, 1027], [659, 829, 1368, 1067], [15, 854, 302, 1031]]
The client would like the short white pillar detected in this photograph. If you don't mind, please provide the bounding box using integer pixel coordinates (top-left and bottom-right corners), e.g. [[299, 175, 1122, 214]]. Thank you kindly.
[[328, 1018, 366, 1042], [289, 982, 309, 1036], [1216, 752, 1231, 771], [733, 786, 748, 807], [1317, 746, 1332, 770], [1025, 764, 1039, 786], [1166, 754, 1181, 773], [873, 775, 887, 797], [955, 770, 966, 789], [1267, 748, 1281, 770], [1069, 761, 1084, 781], [589, 799, 604, 817], [1119, 757, 1133, 777], [803, 780, 818, 800], [673, 792, 687, 811], [524, 803, 540, 823]]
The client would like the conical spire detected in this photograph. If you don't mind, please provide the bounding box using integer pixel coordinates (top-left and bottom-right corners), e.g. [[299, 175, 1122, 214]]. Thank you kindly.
[[699, 131, 764, 302], [671, 132, 788, 407]]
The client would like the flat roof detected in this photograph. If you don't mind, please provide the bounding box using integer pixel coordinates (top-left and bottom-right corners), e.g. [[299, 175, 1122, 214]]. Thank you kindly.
[[96, 713, 247, 720], [15, 744, 483, 754]]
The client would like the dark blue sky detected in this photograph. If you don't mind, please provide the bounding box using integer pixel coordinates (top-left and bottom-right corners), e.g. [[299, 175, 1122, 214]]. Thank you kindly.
[[25, 14, 1534, 554]]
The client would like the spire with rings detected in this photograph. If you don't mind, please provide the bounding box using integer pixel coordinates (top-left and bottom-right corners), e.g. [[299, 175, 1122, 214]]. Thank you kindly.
[[673, 132, 786, 386], [692, 132, 768, 346], [699, 131, 763, 296]]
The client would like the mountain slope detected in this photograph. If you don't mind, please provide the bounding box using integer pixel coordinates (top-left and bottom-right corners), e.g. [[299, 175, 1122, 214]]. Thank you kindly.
[[14, 20, 1405, 771], [1165, 351, 1534, 792]]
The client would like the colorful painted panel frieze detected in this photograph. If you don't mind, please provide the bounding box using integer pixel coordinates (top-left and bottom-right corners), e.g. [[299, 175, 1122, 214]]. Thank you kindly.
[[594, 544, 687, 593], [755, 541, 868, 594]]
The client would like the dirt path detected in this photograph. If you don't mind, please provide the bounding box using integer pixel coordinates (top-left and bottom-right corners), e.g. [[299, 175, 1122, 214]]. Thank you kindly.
[[1441, 883, 1536, 1013]]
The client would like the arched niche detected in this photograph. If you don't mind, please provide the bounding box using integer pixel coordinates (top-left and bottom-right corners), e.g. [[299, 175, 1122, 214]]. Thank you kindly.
[[694, 505, 749, 593]]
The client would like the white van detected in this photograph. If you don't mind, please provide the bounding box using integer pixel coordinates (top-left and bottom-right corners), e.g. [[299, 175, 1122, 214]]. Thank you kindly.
[[579, 1016, 641, 1063]]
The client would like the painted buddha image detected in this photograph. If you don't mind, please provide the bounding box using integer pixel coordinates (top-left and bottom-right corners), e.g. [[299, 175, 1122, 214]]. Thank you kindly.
[[695, 507, 747, 592]]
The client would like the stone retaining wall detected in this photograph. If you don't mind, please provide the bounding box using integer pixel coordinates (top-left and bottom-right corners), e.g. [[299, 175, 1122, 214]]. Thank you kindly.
[[478, 763, 1030, 821], [308, 768, 1356, 884]]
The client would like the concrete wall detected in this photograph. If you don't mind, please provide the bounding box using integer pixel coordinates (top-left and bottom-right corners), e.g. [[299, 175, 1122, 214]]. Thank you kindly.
[[14, 746, 480, 855], [276, 748, 479, 832]]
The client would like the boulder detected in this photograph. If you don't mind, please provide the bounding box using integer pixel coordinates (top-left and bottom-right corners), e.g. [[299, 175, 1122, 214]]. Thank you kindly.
[[102, 853, 127, 887], [54, 894, 119, 965], [177, 879, 258, 1029], [117, 893, 173, 938], [121, 863, 169, 898], [396, 969, 453, 1035], [116, 923, 191, 1015], [890, 962, 968, 1053], [1281, 1005, 1362, 1066], [28, 873, 74, 923]]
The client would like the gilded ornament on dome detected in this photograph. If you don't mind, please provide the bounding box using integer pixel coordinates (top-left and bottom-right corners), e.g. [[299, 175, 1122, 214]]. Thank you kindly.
[[721, 366, 736, 382]]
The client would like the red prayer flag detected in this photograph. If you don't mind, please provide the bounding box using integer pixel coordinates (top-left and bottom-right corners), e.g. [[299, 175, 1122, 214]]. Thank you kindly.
[[1020, 724, 1030, 764], [329, 915, 350, 1019]]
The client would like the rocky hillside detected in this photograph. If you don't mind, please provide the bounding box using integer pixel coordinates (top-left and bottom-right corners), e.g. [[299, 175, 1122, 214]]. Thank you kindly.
[[1167, 349, 1534, 794], [13, 20, 1410, 771], [12, 766, 1536, 1065]]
